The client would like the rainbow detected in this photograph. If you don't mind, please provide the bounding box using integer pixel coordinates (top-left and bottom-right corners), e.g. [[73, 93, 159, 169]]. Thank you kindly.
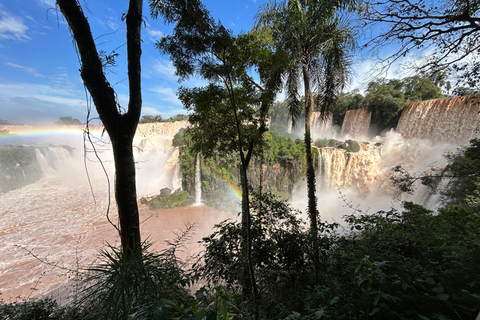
[[0, 125, 105, 144], [220, 179, 243, 202]]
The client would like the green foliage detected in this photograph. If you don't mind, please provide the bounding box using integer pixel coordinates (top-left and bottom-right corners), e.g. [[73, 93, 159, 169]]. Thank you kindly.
[[195, 190, 313, 318], [345, 139, 360, 153], [167, 114, 188, 122], [140, 114, 164, 123], [363, 79, 406, 134], [393, 139, 480, 211], [441, 139, 480, 210], [175, 129, 307, 211], [315, 139, 328, 148], [268, 100, 294, 132], [81, 235, 195, 320], [331, 90, 365, 126], [314, 139, 360, 152], [403, 75, 443, 101], [172, 128, 186, 148], [139, 114, 188, 124], [0, 298, 82, 320], [141, 189, 193, 210]]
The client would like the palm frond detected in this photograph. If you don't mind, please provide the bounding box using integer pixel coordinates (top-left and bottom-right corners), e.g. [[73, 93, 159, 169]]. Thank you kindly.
[[285, 64, 302, 127]]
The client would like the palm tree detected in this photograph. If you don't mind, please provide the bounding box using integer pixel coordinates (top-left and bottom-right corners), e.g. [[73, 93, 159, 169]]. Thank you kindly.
[[256, 0, 355, 279]]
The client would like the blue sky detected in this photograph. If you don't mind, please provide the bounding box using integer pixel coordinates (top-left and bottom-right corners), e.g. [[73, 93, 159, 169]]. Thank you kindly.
[[0, 0, 399, 125]]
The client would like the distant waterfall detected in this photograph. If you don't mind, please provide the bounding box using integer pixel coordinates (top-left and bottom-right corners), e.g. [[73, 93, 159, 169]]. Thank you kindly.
[[311, 112, 333, 140], [340, 109, 371, 139], [172, 161, 182, 191], [287, 116, 293, 134], [194, 153, 202, 205], [396, 95, 480, 144]]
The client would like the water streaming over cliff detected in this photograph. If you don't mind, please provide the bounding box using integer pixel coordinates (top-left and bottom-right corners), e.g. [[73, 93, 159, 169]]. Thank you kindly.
[[311, 112, 334, 140], [194, 153, 202, 205], [396, 95, 480, 144], [291, 95, 480, 221], [133, 121, 188, 195], [287, 112, 337, 139], [340, 109, 371, 139], [317, 143, 380, 196]]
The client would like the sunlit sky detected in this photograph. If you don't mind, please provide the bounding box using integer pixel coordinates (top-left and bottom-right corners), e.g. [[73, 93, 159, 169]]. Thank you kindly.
[[0, 0, 403, 125]]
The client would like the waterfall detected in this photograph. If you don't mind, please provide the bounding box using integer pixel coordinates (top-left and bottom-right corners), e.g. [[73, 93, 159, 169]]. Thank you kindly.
[[396, 95, 480, 144], [172, 160, 183, 191], [194, 153, 202, 205], [311, 112, 333, 140], [34, 146, 73, 174], [316, 144, 380, 196], [287, 116, 293, 134], [340, 109, 371, 139]]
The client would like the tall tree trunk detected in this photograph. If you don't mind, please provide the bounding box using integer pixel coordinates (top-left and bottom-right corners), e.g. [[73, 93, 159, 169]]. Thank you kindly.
[[302, 63, 320, 280], [56, 0, 143, 258]]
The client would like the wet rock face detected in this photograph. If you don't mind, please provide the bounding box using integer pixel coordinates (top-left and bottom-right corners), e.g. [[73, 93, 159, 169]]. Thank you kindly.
[[396, 95, 480, 144]]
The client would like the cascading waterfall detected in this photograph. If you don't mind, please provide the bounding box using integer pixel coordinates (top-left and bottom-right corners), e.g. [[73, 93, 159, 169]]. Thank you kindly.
[[316, 144, 380, 196], [194, 153, 202, 205], [396, 95, 480, 144], [340, 109, 371, 139]]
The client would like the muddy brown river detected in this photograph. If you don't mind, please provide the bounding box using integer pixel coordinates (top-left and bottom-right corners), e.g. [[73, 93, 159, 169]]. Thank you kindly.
[[0, 173, 232, 303]]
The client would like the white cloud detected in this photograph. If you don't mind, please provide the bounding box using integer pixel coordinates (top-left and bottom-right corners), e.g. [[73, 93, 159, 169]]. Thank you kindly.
[[0, 9, 30, 41], [6, 62, 44, 78], [150, 58, 178, 82], [0, 82, 88, 124], [36, 0, 56, 8], [149, 86, 182, 105], [146, 28, 163, 42]]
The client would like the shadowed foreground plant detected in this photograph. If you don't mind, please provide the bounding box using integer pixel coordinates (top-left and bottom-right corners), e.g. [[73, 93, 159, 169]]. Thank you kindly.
[[79, 224, 195, 320]]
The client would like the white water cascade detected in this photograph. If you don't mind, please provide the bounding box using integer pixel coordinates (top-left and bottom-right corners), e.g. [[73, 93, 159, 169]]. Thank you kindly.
[[194, 153, 202, 205]]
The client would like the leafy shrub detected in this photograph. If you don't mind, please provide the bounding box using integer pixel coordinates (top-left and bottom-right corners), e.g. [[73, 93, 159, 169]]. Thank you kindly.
[[345, 139, 361, 153], [144, 190, 193, 209], [0, 298, 81, 320], [314, 139, 328, 148]]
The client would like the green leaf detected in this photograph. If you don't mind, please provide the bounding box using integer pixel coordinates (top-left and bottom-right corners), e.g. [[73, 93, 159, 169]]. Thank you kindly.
[[314, 309, 325, 319], [330, 296, 339, 305]]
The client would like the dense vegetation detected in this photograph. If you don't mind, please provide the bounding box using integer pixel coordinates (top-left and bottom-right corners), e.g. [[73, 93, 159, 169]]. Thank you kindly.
[[140, 188, 193, 210], [2, 138, 480, 319], [139, 114, 188, 123], [172, 128, 308, 211]]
